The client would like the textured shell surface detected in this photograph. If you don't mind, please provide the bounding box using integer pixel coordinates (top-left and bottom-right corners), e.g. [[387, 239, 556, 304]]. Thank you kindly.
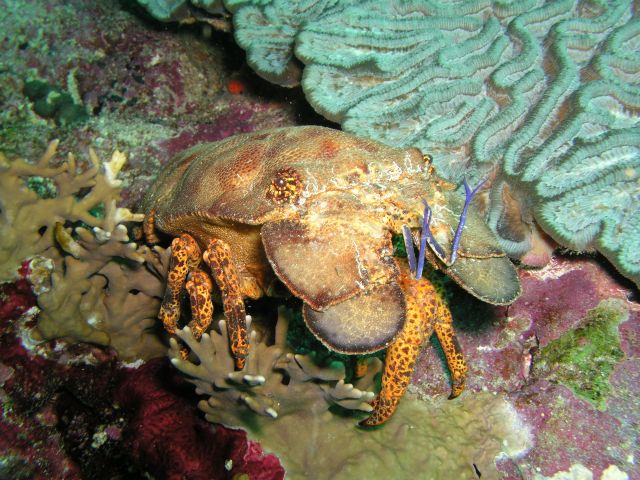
[[143, 126, 436, 228]]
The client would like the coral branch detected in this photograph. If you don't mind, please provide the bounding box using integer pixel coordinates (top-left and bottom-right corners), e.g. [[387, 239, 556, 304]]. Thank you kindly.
[[169, 307, 377, 423], [0, 143, 168, 360]]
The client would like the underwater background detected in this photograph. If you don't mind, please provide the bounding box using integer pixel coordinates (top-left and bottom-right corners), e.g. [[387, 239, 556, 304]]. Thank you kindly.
[[0, 1, 638, 479]]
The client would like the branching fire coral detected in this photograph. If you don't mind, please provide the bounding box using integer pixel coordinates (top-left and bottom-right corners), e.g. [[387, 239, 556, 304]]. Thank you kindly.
[[169, 307, 377, 424], [0, 142, 167, 360]]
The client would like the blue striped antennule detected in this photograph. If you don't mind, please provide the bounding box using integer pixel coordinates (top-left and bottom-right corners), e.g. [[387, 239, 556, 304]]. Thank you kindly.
[[403, 176, 487, 280]]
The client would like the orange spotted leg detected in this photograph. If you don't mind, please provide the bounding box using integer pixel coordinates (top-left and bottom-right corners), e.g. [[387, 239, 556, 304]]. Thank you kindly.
[[434, 307, 467, 398], [360, 267, 467, 426], [159, 234, 201, 333], [203, 238, 249, 370], [185, 270, 214, 340], [143, 208, 160, 244]]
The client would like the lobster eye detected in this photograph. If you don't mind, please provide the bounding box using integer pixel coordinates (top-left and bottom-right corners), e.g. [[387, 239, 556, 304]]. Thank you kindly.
[[266, 167, 303, 204]]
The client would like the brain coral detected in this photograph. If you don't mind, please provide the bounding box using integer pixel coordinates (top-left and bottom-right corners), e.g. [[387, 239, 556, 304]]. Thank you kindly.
[[226, 0, 640, 287], [134, 0, 640, 287]]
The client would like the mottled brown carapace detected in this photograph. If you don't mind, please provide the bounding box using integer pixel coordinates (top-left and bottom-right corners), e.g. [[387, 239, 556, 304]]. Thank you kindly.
[[142, 126, 521, 425]]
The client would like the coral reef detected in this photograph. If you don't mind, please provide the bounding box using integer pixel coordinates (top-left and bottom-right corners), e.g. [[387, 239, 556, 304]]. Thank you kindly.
[[533, 464, 630, 480], [169, 308, 377, 422], [0, 0, 302, 210], [115, 358, 285, 480], [227, 0, 346, 87], [0, 262, 36, 321], [0, 266, 78, 480], [510, 286, 639, 479], [0, 142, 166, 360], [409, 254, 639, 479], [170, 308, 532, 479], [2, 1, 639, 478], [0, 284, 283, 479], [137, 0, 640, 287], [0, 141, 135, 279]]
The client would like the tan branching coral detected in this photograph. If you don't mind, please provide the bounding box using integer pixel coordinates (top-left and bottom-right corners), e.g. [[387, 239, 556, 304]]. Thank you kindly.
[[0, 142, 167, 360], [170, 307, 532, 479], [169, 307, 377, 423], [1, 141, 137, 279]]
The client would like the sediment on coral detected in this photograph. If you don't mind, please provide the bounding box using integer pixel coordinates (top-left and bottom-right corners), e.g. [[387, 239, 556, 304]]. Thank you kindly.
[[0, 142, 168, 360], [169, 307, 532, 479]]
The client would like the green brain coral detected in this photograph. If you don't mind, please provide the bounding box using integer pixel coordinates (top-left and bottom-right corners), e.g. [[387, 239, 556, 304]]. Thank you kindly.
[[135, 0, 640, 288]]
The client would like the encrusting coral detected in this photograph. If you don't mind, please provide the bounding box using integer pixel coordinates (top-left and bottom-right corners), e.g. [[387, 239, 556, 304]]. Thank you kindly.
[[532, 298, 627, 411], [136, 0, 640, 289], [0, 142, 167, 360], [170, 307, 532, 479]]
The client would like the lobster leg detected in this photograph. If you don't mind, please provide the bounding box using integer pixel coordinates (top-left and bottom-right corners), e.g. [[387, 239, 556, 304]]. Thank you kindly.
[[159, 234, 201, 333], [185, 270, 214, 340], [203, 238, 249, 370], [361, 266, 466, 426]]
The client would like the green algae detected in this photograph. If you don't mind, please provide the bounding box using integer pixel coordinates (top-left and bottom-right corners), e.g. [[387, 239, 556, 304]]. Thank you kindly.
[[25, 176, 58, 199], [24, 79, 88, 127], [533, 299, 627, 410]]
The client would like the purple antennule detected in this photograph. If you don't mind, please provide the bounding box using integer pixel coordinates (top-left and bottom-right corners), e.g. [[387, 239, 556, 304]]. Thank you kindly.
[[415, 200, 430, 279], [409, 176, 486, 278], [402, 225, 417, 274], [422, 199, 447, 258], [449, 176, 488, 265], [414, 199, 447, 279]]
